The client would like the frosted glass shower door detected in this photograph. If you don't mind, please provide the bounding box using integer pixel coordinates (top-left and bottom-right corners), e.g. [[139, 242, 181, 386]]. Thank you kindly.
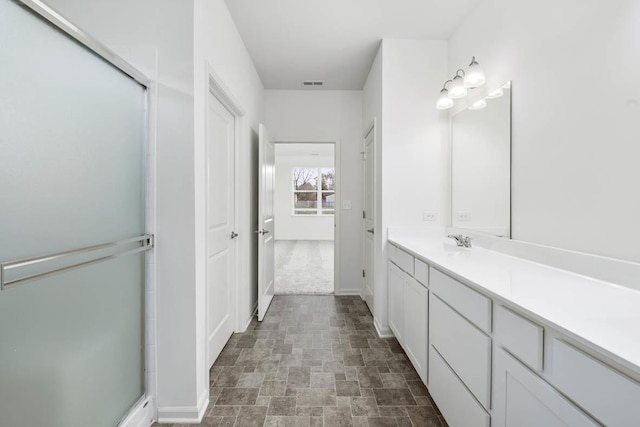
[[0, 1, 149, 426]]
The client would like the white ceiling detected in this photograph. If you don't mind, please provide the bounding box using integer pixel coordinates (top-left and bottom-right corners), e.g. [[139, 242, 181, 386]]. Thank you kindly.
[[225, 0, 481, 90], [275, 143, 335, 158]]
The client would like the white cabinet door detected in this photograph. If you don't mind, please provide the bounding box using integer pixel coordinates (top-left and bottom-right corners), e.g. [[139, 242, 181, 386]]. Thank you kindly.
[[493, 348, 599, 427], [388, 261, 404, 342], [404, 276, 428, 382]]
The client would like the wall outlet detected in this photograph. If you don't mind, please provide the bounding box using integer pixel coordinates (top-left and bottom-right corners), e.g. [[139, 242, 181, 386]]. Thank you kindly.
[[342, 200, 352, 210], [456, 211, 472, 221], [422, 211, 437, 221]]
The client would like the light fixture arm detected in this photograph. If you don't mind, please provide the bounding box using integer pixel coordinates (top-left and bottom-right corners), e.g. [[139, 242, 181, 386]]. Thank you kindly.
[[455, 69, 465, 78], [441, 79, 453, 90]]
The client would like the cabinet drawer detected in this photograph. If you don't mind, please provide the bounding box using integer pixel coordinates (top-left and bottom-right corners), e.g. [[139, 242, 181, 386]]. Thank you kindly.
[[430, 267, 491, 333], [430, 295, 491, 408], [495, 305, 544, 371], [388, 243, 397, 264], [414, 258, 429, 286], [429, 346, 490, 427], [394, 247, 414, 275], [551, 340, 640, 427]]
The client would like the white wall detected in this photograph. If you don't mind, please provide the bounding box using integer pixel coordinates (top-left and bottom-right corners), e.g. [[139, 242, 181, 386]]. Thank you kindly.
[[363, 39, 448, 334], [194, 0, 264, 327], [449, 0, 640, 263], [43, 0, 199, 417], [275, 149, 335, 241], [193, 0, 264, 418], [264, 90, 363, 294]]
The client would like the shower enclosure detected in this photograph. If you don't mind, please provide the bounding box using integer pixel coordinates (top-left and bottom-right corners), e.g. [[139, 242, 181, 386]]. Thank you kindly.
[[0, 0, 152, 425]]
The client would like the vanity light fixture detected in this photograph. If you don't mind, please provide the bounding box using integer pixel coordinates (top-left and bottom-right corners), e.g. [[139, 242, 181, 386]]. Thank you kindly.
[[435, 56, 487, 110], [464, 56, 486, 88], [449, 70, 468, 99], [486, 87, 504, 99], [468, 99, 487, 110], [436, 80, 454, 110]]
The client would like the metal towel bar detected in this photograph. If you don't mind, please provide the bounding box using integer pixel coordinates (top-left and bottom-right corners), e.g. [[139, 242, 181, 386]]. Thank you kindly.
[[0, 234, 154, 291]]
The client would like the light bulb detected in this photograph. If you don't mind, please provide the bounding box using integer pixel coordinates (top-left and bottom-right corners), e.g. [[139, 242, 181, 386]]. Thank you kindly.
[[486, 88, 503, 99], [436, 88, 454, 110], [468, 99, 487, 110], [449, 74, 467, 99], [465, 56, 486, 88]]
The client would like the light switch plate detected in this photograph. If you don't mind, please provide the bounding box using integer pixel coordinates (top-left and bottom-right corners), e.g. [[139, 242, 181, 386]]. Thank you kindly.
[[342, 200, 352, 210]]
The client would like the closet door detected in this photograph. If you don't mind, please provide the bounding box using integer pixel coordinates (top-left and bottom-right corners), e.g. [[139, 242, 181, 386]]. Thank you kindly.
[[0, 2, 149, 426]]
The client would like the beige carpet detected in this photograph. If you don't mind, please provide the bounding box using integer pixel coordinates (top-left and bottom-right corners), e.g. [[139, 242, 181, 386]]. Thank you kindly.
[[275, 240, 334, 294]]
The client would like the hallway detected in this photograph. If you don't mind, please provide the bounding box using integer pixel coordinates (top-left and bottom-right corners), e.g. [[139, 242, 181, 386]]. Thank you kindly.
[[157, 295, 446, 426]]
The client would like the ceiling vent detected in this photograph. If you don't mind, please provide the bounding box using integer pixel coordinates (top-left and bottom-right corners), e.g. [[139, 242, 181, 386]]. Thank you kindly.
[[302, 80, 324, 87]]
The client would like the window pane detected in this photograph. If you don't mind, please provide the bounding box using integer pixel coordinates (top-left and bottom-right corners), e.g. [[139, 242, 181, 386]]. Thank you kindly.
[[293, 168, 318, 190], [321, 168, 335, 190], [295, 191, 317, 209], [294, 210, 317, 215], [322, 192, 335, 208]]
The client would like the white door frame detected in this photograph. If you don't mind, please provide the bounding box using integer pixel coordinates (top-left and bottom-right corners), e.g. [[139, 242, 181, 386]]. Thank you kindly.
[[362, 119, 376, 302], [273, 138, 341, 294], [205, 64, 245, 354]]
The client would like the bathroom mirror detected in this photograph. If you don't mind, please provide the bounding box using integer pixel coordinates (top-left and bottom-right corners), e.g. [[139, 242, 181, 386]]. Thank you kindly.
[[451, 81, 511, 238]]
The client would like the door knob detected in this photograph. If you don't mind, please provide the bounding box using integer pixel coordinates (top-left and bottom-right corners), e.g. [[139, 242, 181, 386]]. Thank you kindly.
[[255, 229, 270, 235], [230, 231, 239, 239], [367, 228, 374, 234]]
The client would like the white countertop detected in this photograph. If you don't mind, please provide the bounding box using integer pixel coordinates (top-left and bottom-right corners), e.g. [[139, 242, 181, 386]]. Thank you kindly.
[[388, 229, 640, 375]]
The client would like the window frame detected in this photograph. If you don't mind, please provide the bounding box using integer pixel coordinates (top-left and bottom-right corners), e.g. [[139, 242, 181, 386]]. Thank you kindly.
[[292, 166, 335, 216]]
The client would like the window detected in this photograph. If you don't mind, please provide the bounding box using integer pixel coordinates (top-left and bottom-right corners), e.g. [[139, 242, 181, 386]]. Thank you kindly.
[[293, 167, 335, 215]]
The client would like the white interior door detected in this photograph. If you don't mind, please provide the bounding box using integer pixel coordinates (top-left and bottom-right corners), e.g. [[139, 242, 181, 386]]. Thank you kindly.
[[258, 124, 275, 321], [206, 92, 236, 367], [363, 125, 375, 312]]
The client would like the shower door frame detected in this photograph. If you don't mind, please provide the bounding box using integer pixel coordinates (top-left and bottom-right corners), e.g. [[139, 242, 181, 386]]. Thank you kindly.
[[11, 0, 156, 424]]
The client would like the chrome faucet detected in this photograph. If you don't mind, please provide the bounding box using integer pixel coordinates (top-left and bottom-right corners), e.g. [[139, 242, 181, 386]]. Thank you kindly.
[[448, 234, 472, 248]]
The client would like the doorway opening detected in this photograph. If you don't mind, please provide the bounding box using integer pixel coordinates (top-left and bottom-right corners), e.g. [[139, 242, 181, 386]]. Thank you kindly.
[[273, 142, 336, 294]]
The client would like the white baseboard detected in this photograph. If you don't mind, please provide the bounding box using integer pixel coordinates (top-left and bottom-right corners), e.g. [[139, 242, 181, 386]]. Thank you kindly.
[[157, 390, 209, 424], [237, 301, 257, 333], [118, 396, 154, 427], [336, 289, 361, 296], [374, 318, 394, 338]]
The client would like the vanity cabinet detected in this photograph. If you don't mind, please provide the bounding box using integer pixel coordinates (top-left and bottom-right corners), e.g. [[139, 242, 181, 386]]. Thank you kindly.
[[387, 244, 428, 382], [493, 347, 599, 427], [387, 237, 640, 427]]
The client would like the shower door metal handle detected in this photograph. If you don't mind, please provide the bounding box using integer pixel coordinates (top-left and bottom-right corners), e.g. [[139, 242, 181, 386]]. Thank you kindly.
[[0, 234, 154, 291]]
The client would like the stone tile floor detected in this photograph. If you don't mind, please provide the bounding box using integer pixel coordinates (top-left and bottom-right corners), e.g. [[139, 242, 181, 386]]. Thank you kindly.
[[154, 295, 448, 427]]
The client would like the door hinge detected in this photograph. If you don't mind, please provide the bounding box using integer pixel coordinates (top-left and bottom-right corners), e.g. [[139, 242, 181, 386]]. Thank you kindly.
[[362, 210, 366, 219], [362, 269, 366, 278], [360, 151, 366, 160]]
